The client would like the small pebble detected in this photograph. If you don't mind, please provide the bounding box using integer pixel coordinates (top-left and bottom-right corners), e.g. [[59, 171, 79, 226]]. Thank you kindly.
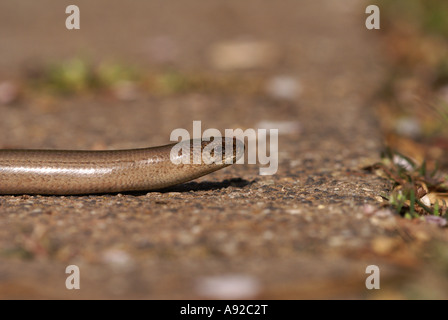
[[392, 155, 414, 171], [208, 39, 279, 70], [265, 75, 302, 101], [195, 274, 260, 299], [0, 81, 19, 105], [102, 249, 134, 271], [424, 215, 447, 227], [363, 204, 376, 215], [328, 236, 344, 247], [287, 208, 302, 215], [395, 117, 421, 138], [371, 237, 397, 255], [419, 195, 431, 207]]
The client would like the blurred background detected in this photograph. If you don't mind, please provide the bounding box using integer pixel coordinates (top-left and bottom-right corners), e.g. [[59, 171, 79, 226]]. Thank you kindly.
[[379, 0, 448, 168], [0, 0, 315, 150], [0, 0, 447, 299], [1, 1, 447, 155]]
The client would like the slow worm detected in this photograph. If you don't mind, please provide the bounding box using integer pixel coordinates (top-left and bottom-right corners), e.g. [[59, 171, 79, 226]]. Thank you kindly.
[[0, 138, 244, 195]]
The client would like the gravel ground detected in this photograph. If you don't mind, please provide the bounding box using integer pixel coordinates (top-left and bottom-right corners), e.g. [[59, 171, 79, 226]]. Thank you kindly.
[[0, 0, 447, 299]]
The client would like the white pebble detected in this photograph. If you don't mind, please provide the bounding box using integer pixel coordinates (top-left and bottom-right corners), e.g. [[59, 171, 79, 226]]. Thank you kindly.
[[208, 39, 279, 70], [266, 75, 302, 101], [395, 117, 421, 138], [195, 274, 260, 299], [102, 249, 134, 271], [420, 195, 431, 207], [393, 155, 414, 171]]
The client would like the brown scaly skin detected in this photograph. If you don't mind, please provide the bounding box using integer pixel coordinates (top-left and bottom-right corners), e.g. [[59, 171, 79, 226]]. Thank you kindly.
[[0, 138, 244, 195]]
